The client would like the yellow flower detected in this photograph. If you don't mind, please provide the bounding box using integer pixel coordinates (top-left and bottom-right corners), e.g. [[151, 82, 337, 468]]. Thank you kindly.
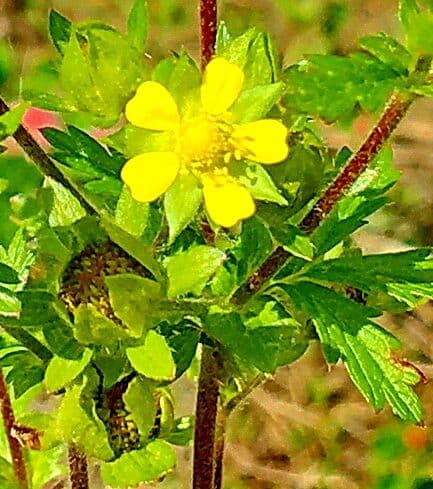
[[121, 57, 289, 228]]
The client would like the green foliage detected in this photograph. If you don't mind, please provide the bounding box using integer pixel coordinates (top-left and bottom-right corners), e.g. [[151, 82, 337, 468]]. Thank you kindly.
[[127, 0, 149, 52], [0, 104, 27, 142], [44, 348, 92, 392]]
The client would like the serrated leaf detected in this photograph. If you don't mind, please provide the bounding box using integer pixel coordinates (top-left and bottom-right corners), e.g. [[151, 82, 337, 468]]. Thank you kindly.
[[127, 331, 176, 381], [100, 440, 176, 487], [164, 245, 225, 297], [283, 282, 423, 421], [115, 185, 149, 237], [127, 0, 148, 52], [106, 274, 164, 337], [45, 349, 92, 392], [7, 229, 34, 276], [283, 53, 406, 122], [359, 33, 411, 75], [43, 315, 84, 360], [229, 161, 287, 206], [164, 172, 202, 243], [44, 177, 86, 227], [49, 9, 72, 54], [0, 350, 45, 398], [123, 377, 156, 440]]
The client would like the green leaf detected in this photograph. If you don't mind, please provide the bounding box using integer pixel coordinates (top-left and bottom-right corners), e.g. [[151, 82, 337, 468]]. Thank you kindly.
[[0, 263, 20, 284], [0, 287, 20, 317], [0, 104, 27, 141], [231, 82, 285, 123], [44, 349, 92, 392], [44, 177, 86, 227], [73, 303, 128, 346], [115, 185, 149, 237], [127, 0, 148, 52], [0, 350, 45, 398], [211, 217, 273, 296], [399, 0, 433, 55], [166, 415, 194, 446], [49, 9, 72, 54], [106, 274, 164, 337], [102, 218, 164, 282], [164, 245, 225, 297], [0, 456, 20, 489], [359, 33, 411, 75], [127, 331, 176, 381], [205, 312, 281, 372], [164, 173, 202, 243], [217, 27, 258, 68], [101, 440, 176, 487], [311, 147, 399, 256], [283, 53, 406, 122], [243, 32, 279, 87], [7, 229, 34, 276], [229, 161, 287, 206], [123, 377, 156, 440], [43, 315, 84, 360], [271, 225, 315, 260], [283, 282, 423, 421]]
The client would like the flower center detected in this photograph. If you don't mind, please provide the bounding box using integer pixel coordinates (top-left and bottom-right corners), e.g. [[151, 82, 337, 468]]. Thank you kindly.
[[179, 115, 232, 172]]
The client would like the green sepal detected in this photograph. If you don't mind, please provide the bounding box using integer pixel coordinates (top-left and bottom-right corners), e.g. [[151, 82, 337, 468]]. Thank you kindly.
[[115, 185, 150, 238], [123, 377, 157, 441], [164, 172, 202, 243], [126, 331, 176, 381], [100, 440, 176, 488], [49, 9, 72, 54], [127, 0, 149, 52]]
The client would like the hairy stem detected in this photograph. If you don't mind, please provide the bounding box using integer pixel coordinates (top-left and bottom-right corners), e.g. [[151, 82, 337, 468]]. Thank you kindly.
[[68, 444, 89, 489], [0, 371, 29, 489], [231, 90, 417, 305], [213, 407, 227, 489], [0, 96, 95, 215], [1, 326, 52, 362], [192, 346, 223, 489], [200, 0, 218, 69]]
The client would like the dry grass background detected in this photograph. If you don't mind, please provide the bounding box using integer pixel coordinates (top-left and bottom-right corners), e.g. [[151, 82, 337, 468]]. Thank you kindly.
[[3, 1, 433, 488]]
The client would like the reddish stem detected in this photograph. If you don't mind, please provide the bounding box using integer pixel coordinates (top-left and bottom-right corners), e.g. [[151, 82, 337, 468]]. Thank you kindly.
[[68, 444, 89, 489], [0, 371, 29, 489], [200, 0, 218, 69], [192, 346, 223, 489]]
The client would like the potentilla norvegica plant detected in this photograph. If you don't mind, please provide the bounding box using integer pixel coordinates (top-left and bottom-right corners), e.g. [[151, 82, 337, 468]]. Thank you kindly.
[[2, 0, 433, 488]]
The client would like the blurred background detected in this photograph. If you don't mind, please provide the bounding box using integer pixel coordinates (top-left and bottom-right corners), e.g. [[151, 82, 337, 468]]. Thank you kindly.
[[2, 1, 433, 488]]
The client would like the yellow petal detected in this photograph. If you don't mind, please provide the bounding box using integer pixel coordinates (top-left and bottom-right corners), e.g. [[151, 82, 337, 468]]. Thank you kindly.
[[125, 81, 180, 131], [201, 58, 244, 115], [232, 119, 289, 164], [202, 174, 255, 227], [121, 152, 180, 202]]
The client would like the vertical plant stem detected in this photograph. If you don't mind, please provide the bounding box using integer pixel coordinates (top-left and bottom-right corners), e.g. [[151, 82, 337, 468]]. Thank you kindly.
[[213, 407, 227, 489], [68, 444, 89, 489], [0, 370, 29, 489], [192, 346, 222, 489], [200, 0, 218, 69], [193, 2, 222, 489]]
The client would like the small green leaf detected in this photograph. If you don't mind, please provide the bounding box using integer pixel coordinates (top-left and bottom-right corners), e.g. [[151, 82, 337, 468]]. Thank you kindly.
[[0, 287, 20, 317], [101, 440, 176, 487], [45, 349, 92, 392], [49, 9, 72, 54], [127, 331, 176, 381], [0, 263, 20, 284], [123, 377, 156, 440], [115, 185, 149, 237], [359, 33, 411, 75], [231, 83, 285, 123], [229, 161, 287, 206], [106, 274, 164, 337], [44, 177, 86, 227], [0, 104, 27, 142], [164, 173, 202, 243], [0, 350, 44, 398], [43, 316, 84, 360], [127, 0, 149, 51], [271, 225, 315, 260], [164, 245, 225, 297]]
